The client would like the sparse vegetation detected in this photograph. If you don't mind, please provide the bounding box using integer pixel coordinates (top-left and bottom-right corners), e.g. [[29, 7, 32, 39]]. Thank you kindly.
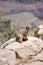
[[0, 12, 19, 43]]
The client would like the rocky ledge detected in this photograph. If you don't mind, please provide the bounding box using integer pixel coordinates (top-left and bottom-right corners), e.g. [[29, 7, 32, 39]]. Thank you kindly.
[[0, 36, 43, 65]]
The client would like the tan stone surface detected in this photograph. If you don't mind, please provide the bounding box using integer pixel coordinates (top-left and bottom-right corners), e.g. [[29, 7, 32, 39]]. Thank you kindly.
[[1, 38, 16, 49], [0, 49, 16, 65], [5, 37, 43, 59], [0, 37, 43, 65]]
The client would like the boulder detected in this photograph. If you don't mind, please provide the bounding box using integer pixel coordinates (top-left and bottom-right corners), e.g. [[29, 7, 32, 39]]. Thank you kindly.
[[5, 37, 43, 59], [22, 37, 43, 52], [15, 37, 43, 59]]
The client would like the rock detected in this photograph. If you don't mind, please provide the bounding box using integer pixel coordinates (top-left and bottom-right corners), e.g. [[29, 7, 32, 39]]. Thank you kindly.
[[0, 49, 16, 65], [1, 38, 16, 49], [21, 60, 43, 65], [33, 49, 43, 61], [5, 37, 43, 59], [5, 42, 24, 51], [37, 24, 43, 40], [0, 37, 43, 65], [38, 29, 43, 35], [22, 37, 43, 52], [5, 42, 24, 59], [15, 37, 43, 59]]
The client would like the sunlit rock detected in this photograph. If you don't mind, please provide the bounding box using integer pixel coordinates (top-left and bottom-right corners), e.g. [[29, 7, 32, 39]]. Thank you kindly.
[[0, 49, 16, 65], [5, 37, 43, 59]]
